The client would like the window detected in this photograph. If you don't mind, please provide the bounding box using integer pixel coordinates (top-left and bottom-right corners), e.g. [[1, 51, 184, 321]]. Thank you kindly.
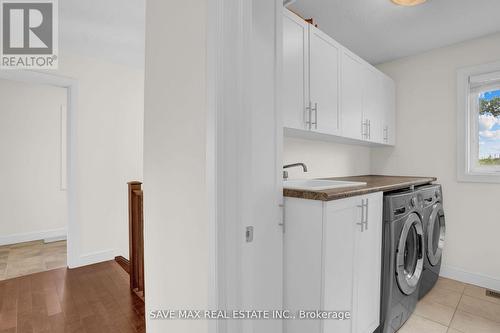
[[458, 63, 500, 183]]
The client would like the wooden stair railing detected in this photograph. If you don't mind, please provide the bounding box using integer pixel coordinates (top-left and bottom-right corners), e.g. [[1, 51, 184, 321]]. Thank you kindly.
[[127, 181, 145, 301]]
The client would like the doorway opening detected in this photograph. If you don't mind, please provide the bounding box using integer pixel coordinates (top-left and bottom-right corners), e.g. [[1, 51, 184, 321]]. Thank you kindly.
[[0, 71, 78, 279]]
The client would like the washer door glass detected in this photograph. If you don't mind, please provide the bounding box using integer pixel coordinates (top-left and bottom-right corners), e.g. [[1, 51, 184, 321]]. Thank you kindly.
[[427, 203, 445, 266], [396, 213, 424, 295]]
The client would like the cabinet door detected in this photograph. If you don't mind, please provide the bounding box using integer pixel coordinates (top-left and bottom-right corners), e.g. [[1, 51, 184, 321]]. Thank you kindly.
[[382, 75, 396, 145], [283, 10, 309, 130], [353, 192, 383, 333], [362, 67, 384, 143], [323, 197, 362, 333], [341, 51, 364, 140], [309, 25, 341, 135], [284, 198, 324, 333]]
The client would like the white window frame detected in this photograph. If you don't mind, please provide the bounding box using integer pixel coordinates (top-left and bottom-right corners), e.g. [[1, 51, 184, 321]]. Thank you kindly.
[[457, 61, 500, 183]]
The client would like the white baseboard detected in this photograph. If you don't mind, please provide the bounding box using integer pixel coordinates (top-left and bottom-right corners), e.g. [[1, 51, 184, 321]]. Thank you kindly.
[[44, 235, 67, 243], [441, 265, 500, 292], [0, 228, 67, 246], [75, 249, 115, 268], [0, 230, 115, 270]]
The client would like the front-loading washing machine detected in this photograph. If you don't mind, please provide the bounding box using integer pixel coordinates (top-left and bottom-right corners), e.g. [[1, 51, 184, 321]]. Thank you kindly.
[[416, 184, 446, 299], [380, 189, 425, 333]]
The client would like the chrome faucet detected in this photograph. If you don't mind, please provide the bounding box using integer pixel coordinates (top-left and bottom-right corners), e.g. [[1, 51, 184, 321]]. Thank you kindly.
[[283, 163, 308, 180]]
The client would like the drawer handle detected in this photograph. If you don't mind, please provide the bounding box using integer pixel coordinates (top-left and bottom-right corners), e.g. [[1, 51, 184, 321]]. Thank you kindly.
[[357, 199, 368, 232]]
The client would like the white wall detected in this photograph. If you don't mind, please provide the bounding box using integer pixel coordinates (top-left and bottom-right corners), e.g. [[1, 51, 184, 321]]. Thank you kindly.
[[0, 80, 67, 245], [54, 53, 144, 263], [143, 0, 208, 332], [283, 137, 372, 179], [372, 32, 500, 288]]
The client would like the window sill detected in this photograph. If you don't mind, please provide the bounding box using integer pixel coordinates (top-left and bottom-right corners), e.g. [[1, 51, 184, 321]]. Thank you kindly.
[[457, 171, 500, 184]]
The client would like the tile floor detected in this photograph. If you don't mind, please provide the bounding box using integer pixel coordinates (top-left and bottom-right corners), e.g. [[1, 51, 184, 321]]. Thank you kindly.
[[400, 277, 500, 333], [0, 240, 67, 281]]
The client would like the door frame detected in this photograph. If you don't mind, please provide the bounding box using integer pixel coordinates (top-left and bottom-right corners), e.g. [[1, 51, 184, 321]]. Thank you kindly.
[[0, 70, 79, 268], [207, 0, 283, 332]]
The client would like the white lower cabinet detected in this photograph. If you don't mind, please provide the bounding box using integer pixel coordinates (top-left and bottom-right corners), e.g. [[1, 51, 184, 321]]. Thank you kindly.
[[284, 192, 383, 333]]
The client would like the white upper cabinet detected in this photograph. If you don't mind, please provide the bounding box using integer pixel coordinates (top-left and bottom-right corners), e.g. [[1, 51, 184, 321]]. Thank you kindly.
[[341, 50, 364, 140], [309, 26, 341, 135], [283, 10, 309, 130], [361, 66, 396, 145], [283, 9, 395, 146], [361, 67, 396, 145], [362, 66, 384, 144], [382, 75, 396, 145]]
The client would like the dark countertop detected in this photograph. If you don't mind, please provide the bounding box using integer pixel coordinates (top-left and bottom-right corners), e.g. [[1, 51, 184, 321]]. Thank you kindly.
[[283, 175, 437, 201]]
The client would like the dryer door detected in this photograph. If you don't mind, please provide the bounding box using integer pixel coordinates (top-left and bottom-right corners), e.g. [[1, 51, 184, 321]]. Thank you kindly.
[[396, 213, 424, 295], [427, 203, 446, 266]]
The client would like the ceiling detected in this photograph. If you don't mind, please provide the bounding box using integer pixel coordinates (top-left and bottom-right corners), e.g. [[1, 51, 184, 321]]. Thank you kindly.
[[60, 0, 145, 67], [289, 0, 500, 64], [59, 0, 500, 67]]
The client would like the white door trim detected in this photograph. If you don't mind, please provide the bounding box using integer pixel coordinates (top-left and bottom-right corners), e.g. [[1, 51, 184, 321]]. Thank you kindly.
[[207, 0, 223, 332], [0, 70, 79, 268], [207, 1, 245, 332], [207, 1, 283, 332]]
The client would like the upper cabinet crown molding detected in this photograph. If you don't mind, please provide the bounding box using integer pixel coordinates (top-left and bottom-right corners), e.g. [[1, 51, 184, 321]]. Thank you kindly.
[[283, 9, 396, 147]]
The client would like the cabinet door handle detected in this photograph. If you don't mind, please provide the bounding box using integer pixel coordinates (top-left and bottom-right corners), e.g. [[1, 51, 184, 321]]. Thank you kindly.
[[357, 199, 365, 232], [311, 103, 318, 129], [305, 101, 312, 130], [364, 199, 369, 230], [278, 203, 285, 233], [356, 221, 364, 232], [361, 120, 368, 139]]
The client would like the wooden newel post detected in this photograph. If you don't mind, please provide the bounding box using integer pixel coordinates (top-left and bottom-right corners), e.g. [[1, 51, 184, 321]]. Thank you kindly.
[[128, 181, 145, 301]]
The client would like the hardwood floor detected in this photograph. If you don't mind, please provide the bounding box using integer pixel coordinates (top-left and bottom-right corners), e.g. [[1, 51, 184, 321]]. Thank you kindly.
[[0, 260, 145, 333], [0, 240, 67, 281]]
